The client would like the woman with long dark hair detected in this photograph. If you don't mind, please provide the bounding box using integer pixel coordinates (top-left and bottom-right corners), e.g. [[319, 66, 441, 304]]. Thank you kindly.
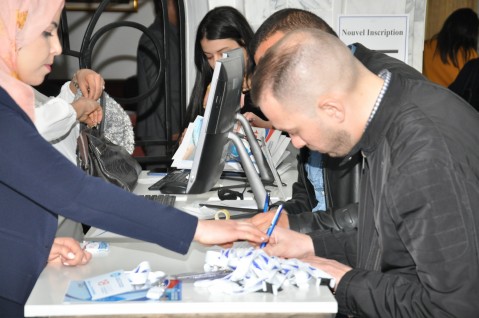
[[184, 6, 265, 128], [423, 8, 479, 87]]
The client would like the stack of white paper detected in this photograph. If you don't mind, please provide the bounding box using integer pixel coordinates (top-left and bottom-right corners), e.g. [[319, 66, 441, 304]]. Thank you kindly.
[[171, 117, 292, 175], [171, 117, 202, 170], [223, 127, 292, 174]]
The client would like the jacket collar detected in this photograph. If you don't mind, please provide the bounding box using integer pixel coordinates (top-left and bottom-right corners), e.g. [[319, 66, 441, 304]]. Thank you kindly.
[[347, 72, 404, 158]]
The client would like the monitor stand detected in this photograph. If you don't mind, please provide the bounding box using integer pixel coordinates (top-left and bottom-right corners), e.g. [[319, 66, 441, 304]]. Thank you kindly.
[[199, 132, 267, 212], [226, 132, 268, 209], [235, 113, 274, 184], [200, 115, 279, 211]]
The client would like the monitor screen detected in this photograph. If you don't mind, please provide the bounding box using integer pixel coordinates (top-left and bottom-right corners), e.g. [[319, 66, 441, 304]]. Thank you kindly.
[[185, 49, 268, 208], [186, 50, 244, 194]]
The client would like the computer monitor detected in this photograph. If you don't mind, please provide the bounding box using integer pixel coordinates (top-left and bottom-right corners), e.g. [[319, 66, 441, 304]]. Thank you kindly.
[[185, 50, 268, 208], [186, 51, 244, 194], [221, 48, 274, 184]]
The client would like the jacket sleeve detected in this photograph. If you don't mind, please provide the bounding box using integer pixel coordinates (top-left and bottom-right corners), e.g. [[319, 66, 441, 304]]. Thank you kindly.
[[288, 202, 358, 233], [137, 34, 163, 112], [135, 29, 167, 140], [335, 161, 479, 317], [34, 92, 76, 143], [308, 228, 357, 267], [298, 203, 359, 266], [0, 99, 198, 255]]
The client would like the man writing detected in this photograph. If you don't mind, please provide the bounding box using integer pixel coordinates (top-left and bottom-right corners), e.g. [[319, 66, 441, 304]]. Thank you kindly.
[[248, 9, 424, 236], [251, 28, 479, 317]]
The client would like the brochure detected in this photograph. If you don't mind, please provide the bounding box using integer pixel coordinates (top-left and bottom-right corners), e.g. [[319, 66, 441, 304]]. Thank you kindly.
[[64, 262, 181, 302]]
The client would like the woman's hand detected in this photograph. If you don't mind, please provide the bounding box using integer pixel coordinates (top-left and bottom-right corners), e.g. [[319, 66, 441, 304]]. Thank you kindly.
[[48, 237, 92, 266], [71, 97, 103, 127], [202, 84, 211, 108], [70, 69, 105, 100], [194, 219, 267, 247], [243, 112, 273, 129]]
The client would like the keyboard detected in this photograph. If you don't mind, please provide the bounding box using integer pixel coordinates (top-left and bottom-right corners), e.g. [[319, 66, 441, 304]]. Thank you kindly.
[[148, 170, 190, 193], [142, 194, 176, 207]]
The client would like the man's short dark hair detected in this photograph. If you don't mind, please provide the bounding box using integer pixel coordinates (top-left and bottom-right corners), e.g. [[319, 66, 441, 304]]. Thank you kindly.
[[249, 8, 338, 56]]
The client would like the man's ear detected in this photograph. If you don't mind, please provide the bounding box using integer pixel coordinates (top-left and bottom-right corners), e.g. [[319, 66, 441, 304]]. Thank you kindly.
[[318, 98, 345, 123]]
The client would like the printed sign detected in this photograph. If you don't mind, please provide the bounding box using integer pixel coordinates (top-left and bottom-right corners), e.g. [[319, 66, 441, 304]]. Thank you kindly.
[[338, 15, 409, 63]]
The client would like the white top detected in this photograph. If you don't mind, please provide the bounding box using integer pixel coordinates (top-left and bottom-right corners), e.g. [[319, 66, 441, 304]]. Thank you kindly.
[[34, 82, 79, 164]]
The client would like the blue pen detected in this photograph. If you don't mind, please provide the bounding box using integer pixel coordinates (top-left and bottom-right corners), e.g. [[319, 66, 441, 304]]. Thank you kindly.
[[260, 204, 284, 248], [263, 193, 270, 212]]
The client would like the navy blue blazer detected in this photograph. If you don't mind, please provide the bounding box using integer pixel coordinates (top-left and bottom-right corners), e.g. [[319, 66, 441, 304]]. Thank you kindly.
[[0, 87, 198, 304]]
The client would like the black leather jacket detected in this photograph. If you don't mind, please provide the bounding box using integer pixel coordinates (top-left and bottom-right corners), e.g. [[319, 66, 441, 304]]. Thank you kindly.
[[327, 73, 479, 317], [275, 43, 425, 234], [275, 148, 361, 233]]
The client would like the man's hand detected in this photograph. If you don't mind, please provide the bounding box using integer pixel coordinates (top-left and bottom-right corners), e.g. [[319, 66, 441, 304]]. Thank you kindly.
[[48, 237, 92, 266], [261, 226, 315, 259], [300, 256, 352, 291], [194, 219, 267, 246]]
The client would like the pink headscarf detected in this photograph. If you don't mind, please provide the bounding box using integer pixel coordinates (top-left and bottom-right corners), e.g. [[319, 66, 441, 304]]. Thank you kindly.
[[0, 0, 64, 121]]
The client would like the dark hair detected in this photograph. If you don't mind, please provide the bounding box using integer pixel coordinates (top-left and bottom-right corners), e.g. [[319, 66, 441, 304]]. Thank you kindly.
[[249, 8, 338, 58], [434, 8, 479, 67], [247, 8, 337, 81], [184, 6, 254, 127], [152, 0, 161, 17], [251, 41, 298, 109]]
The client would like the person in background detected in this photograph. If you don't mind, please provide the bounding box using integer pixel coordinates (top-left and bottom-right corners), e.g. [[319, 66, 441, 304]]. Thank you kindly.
[[34, 69, 103, 163], [35, 68, 135, 241], [183, 6, 266, 131], [448, 57, 479, 112], [247, 8, 424, 234], [0, 1, 266, 316], [251, 27, 479, 318], [136, 0, 181, 160], [423, 7, 479, 87]]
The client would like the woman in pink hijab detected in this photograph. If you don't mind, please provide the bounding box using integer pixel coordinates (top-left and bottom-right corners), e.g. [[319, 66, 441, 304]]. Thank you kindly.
[[0, 0, 66, 120], [0, 2, 267, 316]]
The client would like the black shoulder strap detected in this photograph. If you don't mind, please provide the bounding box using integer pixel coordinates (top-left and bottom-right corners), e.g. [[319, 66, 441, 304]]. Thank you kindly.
[[98, 92, 106, 135]]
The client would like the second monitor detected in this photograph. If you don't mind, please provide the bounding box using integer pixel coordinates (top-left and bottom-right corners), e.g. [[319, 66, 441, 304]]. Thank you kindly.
[[154, 48, 269, 208]]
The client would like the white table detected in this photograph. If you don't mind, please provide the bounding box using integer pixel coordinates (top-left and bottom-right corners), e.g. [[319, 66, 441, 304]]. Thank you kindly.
[[25, 165, 338, 317], [132, 168, 297, 219], [25, 240, 338, 317]]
